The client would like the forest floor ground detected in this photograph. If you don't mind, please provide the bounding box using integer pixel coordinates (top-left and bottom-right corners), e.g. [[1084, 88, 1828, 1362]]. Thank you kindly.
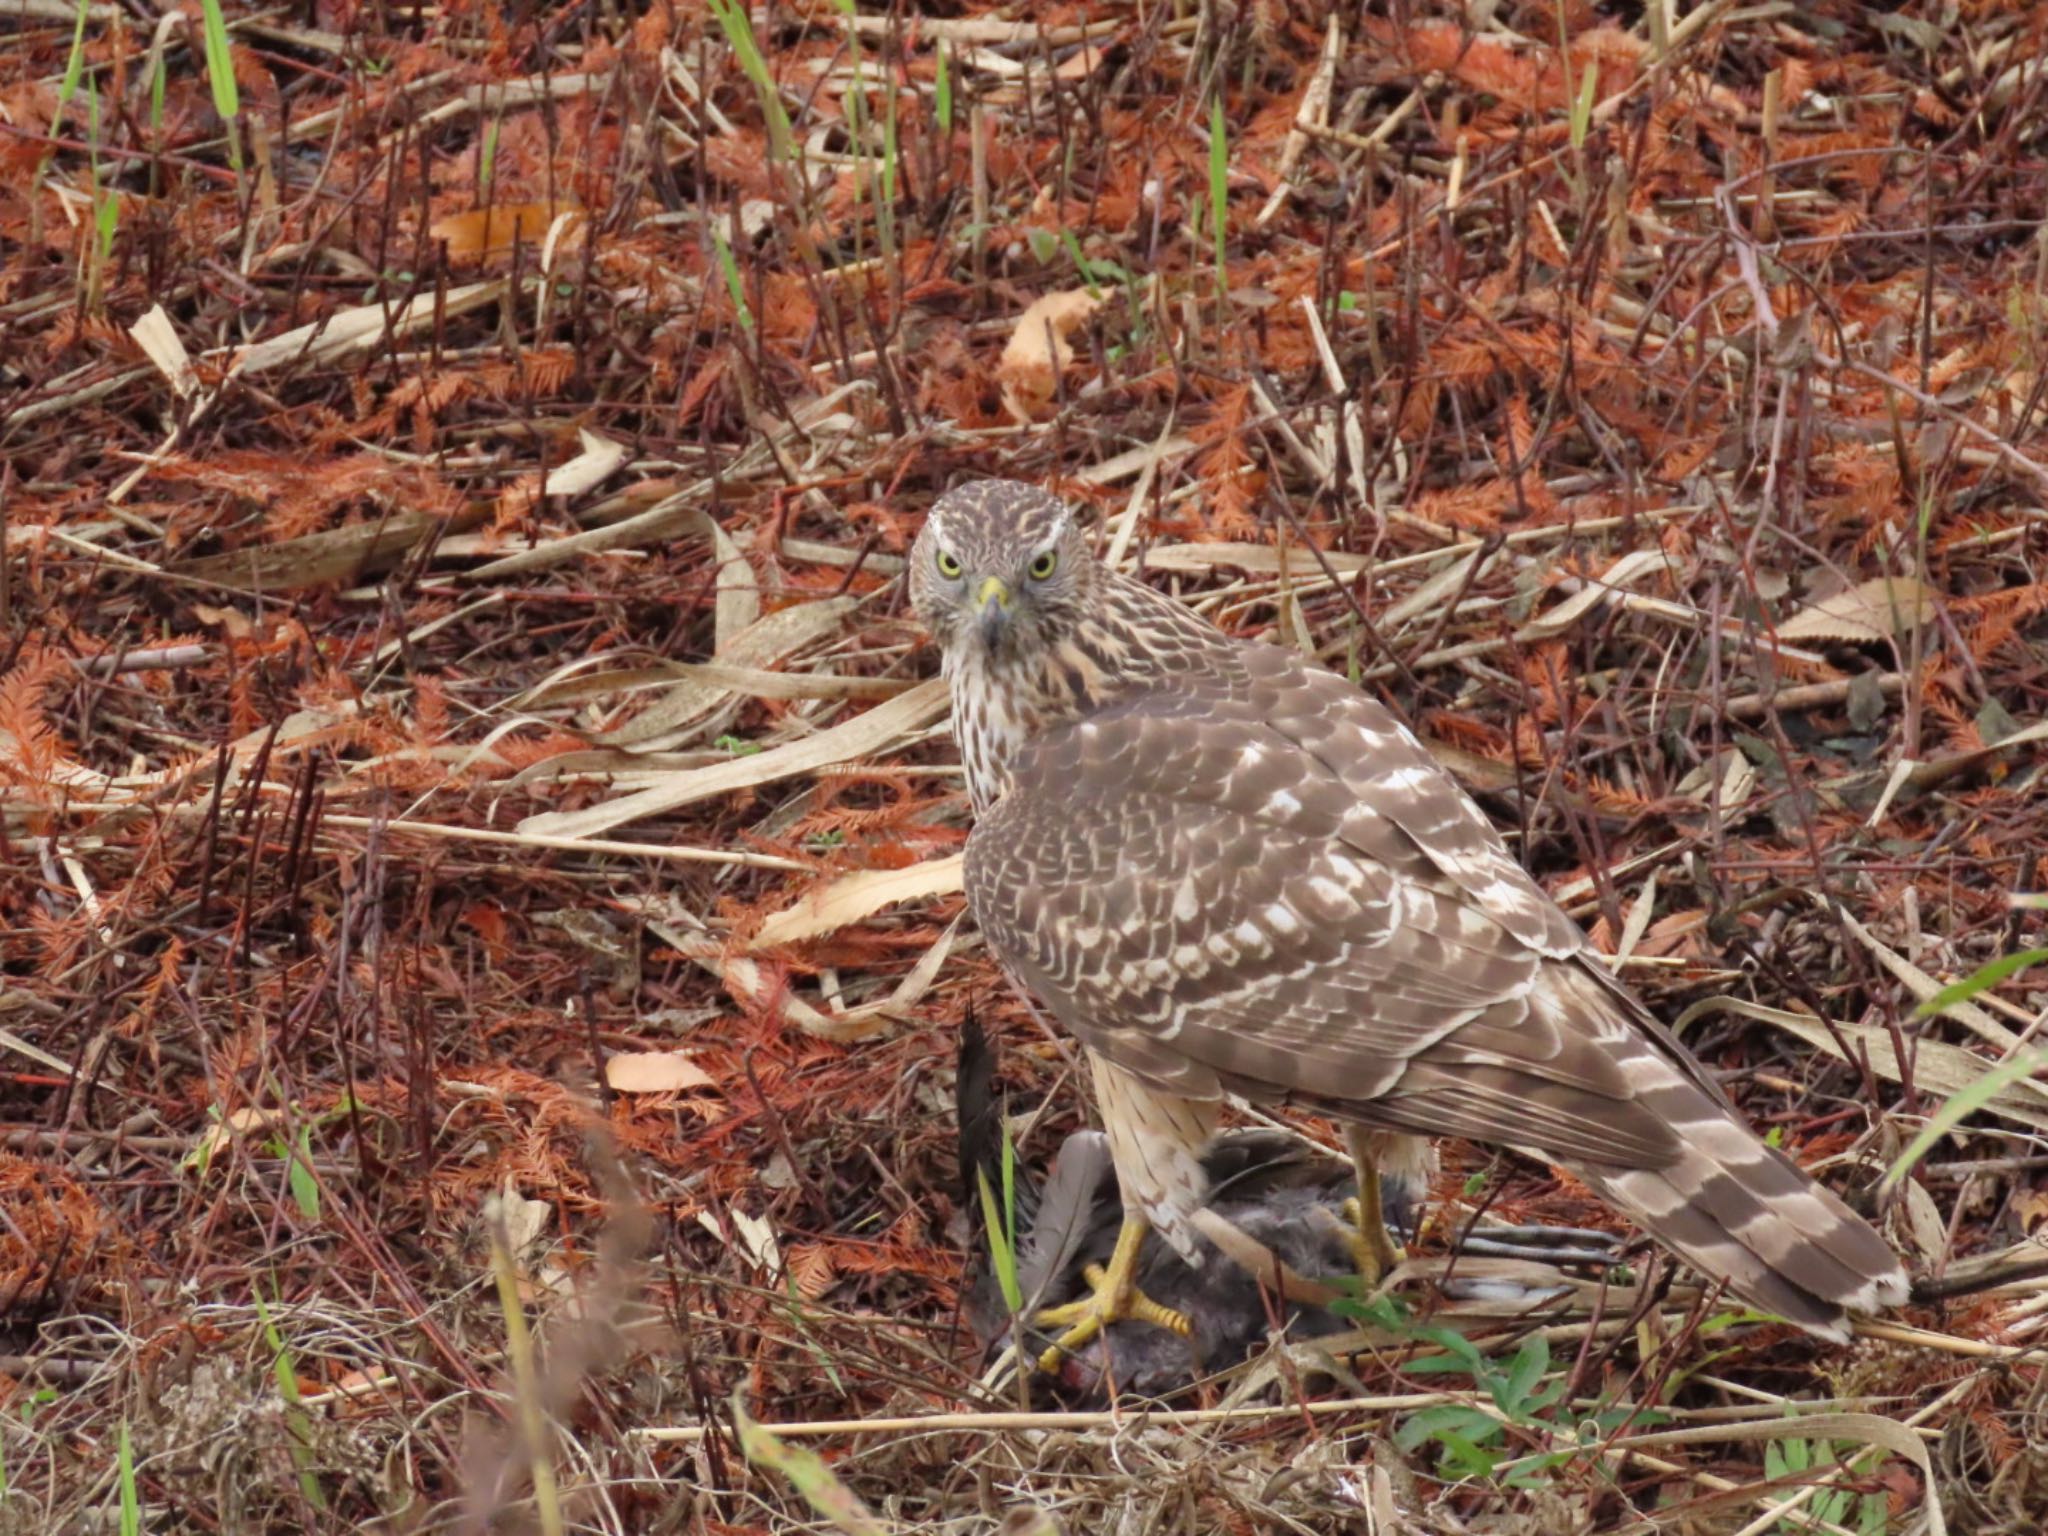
[[4, 2, 2048, 1532]]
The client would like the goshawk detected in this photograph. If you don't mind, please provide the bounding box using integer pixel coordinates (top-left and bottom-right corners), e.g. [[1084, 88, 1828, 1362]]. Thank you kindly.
[[910, 480, 1906, 1365]]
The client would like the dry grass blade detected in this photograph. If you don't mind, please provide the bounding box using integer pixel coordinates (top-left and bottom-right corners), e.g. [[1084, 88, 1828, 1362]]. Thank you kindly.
[[227, 280, 507, 375], [591, 596, 859, 751], [753, 857, 966, 949], [1677, 997, 2048, 1134], [518, 679, 949, 839]]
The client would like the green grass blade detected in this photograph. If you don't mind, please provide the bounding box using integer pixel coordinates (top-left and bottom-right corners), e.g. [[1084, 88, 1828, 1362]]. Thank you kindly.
[[709, 0, 792, 161], [733, 1389, 888, 1536], [485, 1208, 563, 1536], [1570, 58, 1598, 151], [1208, 92, 1228, 291], [1059, 226, 1102, 298], [287, 1127, 320, 1221], [198, 0, 241, 120], [54, 0, 90, 123], [1913, 948, 2048, 1017], [253, 1293, 329, 1511], [479, 117, 501, 207], [712, 227, 753, 329], [117, 1421, 139, 1536], [881, 81, 899, 225], [976, 1167, 1022, 1314], [1882, 947, 2048, 1191], [1883, 1045, 2048, 1193], [998, 1127, 1017, 1255]]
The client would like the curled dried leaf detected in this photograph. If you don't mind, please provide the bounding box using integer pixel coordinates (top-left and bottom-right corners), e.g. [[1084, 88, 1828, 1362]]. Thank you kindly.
[[998, 288, 1102, 422], [188, 1106, 287, 1166]]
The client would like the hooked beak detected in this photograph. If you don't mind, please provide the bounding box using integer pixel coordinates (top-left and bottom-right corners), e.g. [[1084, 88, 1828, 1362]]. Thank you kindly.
[[974, 575, 1011, 648]]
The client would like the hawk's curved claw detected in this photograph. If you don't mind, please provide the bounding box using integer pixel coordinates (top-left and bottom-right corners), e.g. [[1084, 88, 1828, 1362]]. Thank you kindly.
[[1031, 1218, 1190, 1373], [1340, 1194, 1406, 1288]]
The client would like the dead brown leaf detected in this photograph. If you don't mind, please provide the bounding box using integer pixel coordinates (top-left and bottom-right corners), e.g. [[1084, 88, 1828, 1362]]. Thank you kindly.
[[604, 1051, 716, 1093], [1779, 574, 1940, 643], [430, 201, 587, 258]]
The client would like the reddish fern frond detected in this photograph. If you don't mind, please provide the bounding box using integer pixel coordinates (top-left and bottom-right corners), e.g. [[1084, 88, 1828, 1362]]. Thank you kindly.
[[1409, 478, 1513, 531], [1194, 384, 1262, 538], [0, 654, 71, 792]]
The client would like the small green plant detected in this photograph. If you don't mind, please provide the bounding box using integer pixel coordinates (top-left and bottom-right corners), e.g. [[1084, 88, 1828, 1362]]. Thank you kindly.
[[276, 1125, 320, 1221], [1555, 0, 1596, 195], [1336, 1293, 1653, 1487], [47, 2, 120, 308], [149, 39, 166, 138], [714, 734, 763, 755], [1058, 227, 1102, 299], [478, 116, 502, 209], [8, 1381, 59, 1496], [828, 0, 897, 267], [1765, 1435, 1891, 1535], [934, 39, 953, 135], [879, 77, 900, 241], [1568, 58, 1599, 153], [1395, 1328, 1569, 1486], [83, 85, 120, 310], [52, 0, 90, 131]]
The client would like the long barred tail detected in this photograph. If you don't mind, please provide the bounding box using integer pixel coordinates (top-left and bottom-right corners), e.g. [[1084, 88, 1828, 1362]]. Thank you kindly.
[[1566, 1067, 1909, 1340]]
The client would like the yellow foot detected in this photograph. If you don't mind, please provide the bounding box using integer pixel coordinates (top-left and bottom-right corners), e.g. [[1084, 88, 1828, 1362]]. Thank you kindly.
[[1031, 1218, 1191, 1373], [1033, 1261, 1192, 1373], [1340, 1194, 1405, 1289]]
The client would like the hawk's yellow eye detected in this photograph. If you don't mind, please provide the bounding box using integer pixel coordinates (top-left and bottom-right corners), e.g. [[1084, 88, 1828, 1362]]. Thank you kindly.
[[935, 548, 963, 579], [1028, 548, 1058, 580]]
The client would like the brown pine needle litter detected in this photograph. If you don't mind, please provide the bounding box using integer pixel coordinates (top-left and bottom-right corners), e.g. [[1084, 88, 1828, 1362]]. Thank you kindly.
[[3, 2, 2047, 1532]]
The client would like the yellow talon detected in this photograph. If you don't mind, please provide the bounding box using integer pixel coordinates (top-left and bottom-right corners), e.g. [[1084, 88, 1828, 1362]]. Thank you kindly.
[[1341, 1186, 1404, 1289], [1117, 1272, 1193, 1334], [1032, 1218, 1191, 1373]]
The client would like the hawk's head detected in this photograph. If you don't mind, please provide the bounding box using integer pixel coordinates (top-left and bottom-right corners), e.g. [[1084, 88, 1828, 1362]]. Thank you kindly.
[[910, 480, 1096, 661]]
